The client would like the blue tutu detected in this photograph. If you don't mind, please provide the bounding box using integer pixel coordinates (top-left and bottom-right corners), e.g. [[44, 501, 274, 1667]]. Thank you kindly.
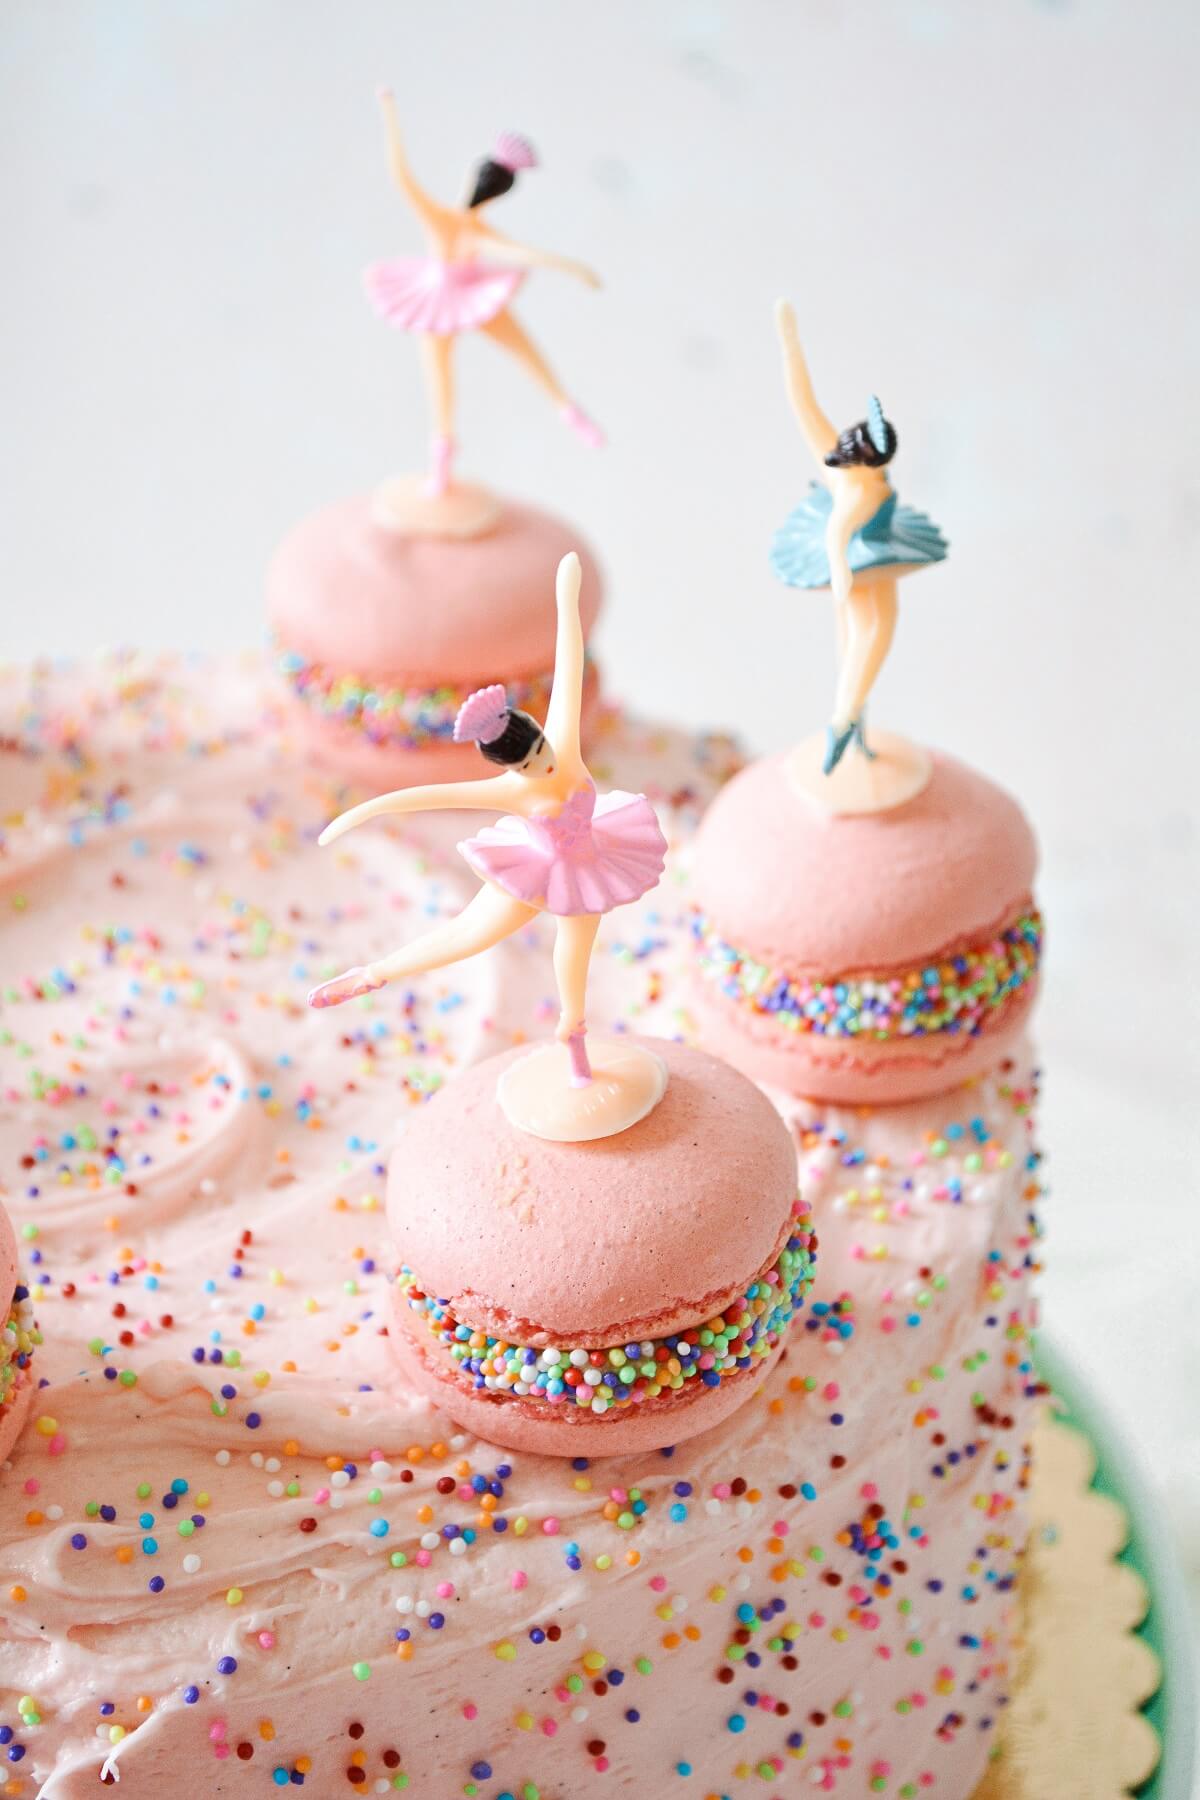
[[770, 484, 948, 590]]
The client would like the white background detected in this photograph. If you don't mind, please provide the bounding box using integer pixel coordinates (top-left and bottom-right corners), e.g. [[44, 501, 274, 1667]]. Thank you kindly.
[[3, 0, 1199, 1686]]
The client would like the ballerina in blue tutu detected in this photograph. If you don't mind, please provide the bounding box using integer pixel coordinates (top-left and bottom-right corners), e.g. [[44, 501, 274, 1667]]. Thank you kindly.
[[771, 300, 947, 774]]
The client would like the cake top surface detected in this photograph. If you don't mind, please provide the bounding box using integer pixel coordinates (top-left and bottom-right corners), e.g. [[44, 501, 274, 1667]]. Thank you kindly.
[[0, 652, 1040, 1795], [692, 747, 1038, 971], [387, 1036, 798, 1343], [267, 497, 603, 682]]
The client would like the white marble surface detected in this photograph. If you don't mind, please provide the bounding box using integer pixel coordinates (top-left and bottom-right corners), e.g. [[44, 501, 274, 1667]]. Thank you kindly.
[[3, 0, 1198, 1698]]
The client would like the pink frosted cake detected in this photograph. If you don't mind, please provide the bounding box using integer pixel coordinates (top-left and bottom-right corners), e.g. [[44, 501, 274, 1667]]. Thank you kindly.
[[0, 651, 1042, 1798]]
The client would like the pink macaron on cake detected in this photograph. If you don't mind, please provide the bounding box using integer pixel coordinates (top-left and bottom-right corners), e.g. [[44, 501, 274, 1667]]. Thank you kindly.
[[308, 549, 817, 1453], [268, 89, 607, 785], [387, 1037, 816, 1455], [690, 304, 1041, 1106], [690, 748, 1040, 1105], [268, 501, 604, 785], [0, 1200, 39, 1467]]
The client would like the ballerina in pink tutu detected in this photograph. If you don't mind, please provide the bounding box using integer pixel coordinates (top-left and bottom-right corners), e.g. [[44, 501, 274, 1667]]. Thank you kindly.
[[309, 552, 666, 1083], [366, 88, 604, 497]]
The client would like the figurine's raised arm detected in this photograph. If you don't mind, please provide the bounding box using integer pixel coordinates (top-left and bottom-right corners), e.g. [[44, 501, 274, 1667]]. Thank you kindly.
[[775, 299, 839, 468], [376, 87, 443, 228], [317, 774, 518, 847], [543, 552, 587, 775], [474, 223, 602, 289]]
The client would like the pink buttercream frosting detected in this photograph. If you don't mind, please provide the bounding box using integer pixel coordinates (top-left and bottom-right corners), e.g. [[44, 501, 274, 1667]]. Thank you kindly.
[[0, 653, 1039, 1798]]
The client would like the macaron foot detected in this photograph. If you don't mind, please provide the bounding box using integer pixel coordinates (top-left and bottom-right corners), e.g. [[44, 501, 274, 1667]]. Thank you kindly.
[[790, 727, 932, 816], [496, 1038, 668, 1142], [308, 965, 386, 1009]]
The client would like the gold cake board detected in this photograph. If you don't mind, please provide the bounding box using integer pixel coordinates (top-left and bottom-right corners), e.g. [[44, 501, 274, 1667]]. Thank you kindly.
[[971, 1408, 1162, 1800]]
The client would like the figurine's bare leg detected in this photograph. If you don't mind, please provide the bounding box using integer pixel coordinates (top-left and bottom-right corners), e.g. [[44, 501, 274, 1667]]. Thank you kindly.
[[826, 483, 879, 610], [833, 578, 898, 728], [832, 594, 850, 693], [552, 912, 602, 1042], [481, 307, 567, 402], [309, 885, 537, 1008], [481, 310, 604, 447], [419, 333, 456, 493]]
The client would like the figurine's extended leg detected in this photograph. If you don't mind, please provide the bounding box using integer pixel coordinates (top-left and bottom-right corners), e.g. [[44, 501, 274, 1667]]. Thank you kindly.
[[309, 885, 537, 1009], [552, 912, 602, 1045], [832, 594, 850, 692], [419, 333, 456, 494], [481, 309, 604, 447], [834, 578, 899, 728]]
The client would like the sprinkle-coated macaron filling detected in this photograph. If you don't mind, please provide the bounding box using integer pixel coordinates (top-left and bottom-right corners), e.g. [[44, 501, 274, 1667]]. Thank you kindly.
[[397, 1200, 816, 1415], [690, 908, 1042, 1042], [275, 644, 594, 751], [0, 1287, 40, 1412]]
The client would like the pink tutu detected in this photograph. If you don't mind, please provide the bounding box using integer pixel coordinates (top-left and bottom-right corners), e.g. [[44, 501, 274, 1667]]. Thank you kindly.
[[459, 782, 667, 917], [363, 256, 523, 335]]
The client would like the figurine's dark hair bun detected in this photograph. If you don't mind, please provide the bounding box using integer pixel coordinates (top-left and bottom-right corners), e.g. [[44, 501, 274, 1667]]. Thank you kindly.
[[824, 418, 898, 470], [478, 707, 544, 766], [468, 158, 516, 209]]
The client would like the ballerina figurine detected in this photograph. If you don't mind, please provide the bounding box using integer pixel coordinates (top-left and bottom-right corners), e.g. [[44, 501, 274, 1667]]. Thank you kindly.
[[365, 88, 604, 500], [770, 300, 947, 779], [309, 552, 670, 1142]]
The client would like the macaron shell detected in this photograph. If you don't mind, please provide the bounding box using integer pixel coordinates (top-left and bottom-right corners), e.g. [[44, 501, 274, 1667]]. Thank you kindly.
[[690, 965, 1039, 1105], [692, 749, 1037, 974], [387, 1037, 798, 1346], [267, 495, 603, 684], [389, 1298, 790, 1457]]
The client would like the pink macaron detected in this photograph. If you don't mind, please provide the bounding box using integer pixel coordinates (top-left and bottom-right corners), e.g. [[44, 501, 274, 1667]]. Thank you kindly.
[[0, 1202, 37, 1467], [689, 750, 1040, 1106], [267, 496, 604, 784], [386, 1038, 816, 1456]]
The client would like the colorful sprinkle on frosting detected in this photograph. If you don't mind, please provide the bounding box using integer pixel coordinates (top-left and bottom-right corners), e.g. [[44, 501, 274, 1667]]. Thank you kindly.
[[399, 1201, 816, 1415], [690, 908, 1042, 1041]]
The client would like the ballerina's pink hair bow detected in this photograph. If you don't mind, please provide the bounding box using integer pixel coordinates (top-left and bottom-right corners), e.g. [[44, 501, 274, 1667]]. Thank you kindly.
[[492, 131, 538, 173], [454, 684, 510, 745]]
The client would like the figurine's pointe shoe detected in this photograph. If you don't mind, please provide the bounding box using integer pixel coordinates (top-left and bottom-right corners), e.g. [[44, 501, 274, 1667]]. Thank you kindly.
[[823, 721, 856, 776], [308, 966, 386, 1009], [852, 715, 878, 761], [560, 401, 605, 449], [423, 435, 455, 498]]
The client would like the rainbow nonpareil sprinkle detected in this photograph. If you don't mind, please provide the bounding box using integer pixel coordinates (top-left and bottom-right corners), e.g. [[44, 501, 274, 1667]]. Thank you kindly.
[[398, 1201, 816, 1415], [0, 1289, 39, 1412], [275, 645, 595, 752], [690, 909, 1042, 1042]]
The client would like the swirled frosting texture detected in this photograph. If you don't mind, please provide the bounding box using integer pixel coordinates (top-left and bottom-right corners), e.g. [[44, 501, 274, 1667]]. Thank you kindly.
[[0, 654, 1039, 1798]]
